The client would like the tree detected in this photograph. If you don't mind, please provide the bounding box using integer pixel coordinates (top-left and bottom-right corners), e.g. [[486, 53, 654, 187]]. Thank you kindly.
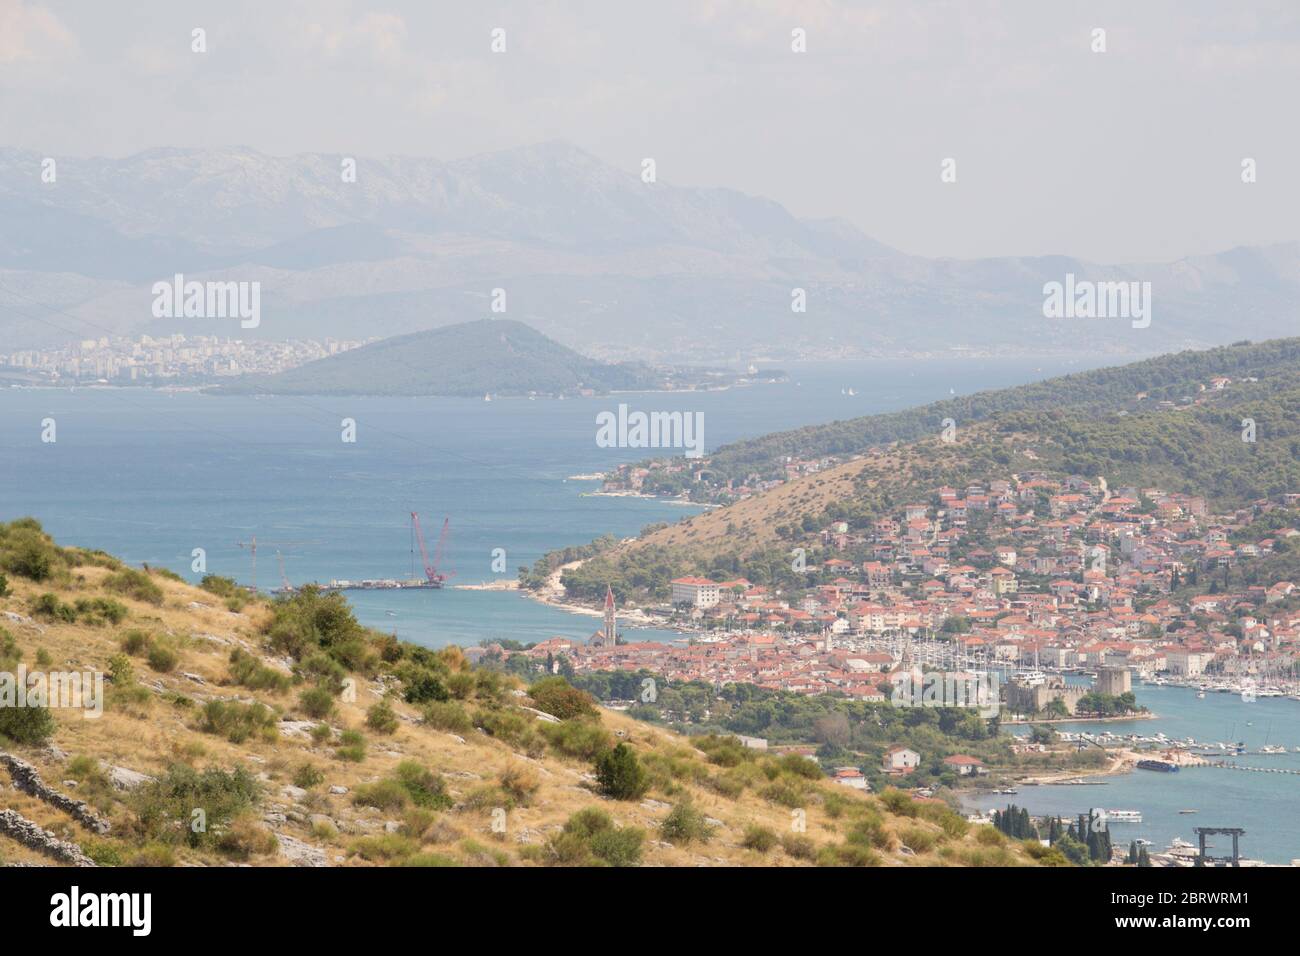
[[594, 743, 648, 800]]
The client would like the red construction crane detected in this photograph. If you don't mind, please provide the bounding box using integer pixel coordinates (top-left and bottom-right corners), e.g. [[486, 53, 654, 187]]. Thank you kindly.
[[410, 513, 452, 587]]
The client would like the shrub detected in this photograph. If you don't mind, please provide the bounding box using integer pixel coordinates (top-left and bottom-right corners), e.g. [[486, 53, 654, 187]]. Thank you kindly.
[[527, 676, 598, 720], [83, 839, 125, 867], [365, 700, 399, 734], [660, 798, 714, 845], [103, 568, 164, 606], [543, 808, 644, 867], [402, 668, 450, 704], [741, 824, 778, 853], [30, 593, 75, 622], [199, 700, 277, 744], [975, 825, 1005, 847], [298, 686, 335, 720], [0, 572, 9, 596], [761, 778, 807, 809], [131, 764, 261, 849], [0, 701, 55, 745], [879, 787, 918, 818], [4, 535, 56, 581], [594, 743, 648, 800], [900, 825, 938, 854], [779, 754, 823, 779], [474, 706, 543, 757], [292, 763, 325, 790], [349, 834, 418, 862], [422, 700, 472, 734], [227, 649, 290, 693], [498, 764, 541, 808], [539, 718, 613, 760], [394, 760, 452, 809], [146, 644, 179, 673], [130, 843, 177, 867], [72, 597, 128, 626], [107, 653, 134, 685], [120, 630, 152, 656], [215, 813, 278, 860], [352, 779, 410, 811], [335, 729, 366, 762], [781, 834, 817, 860]]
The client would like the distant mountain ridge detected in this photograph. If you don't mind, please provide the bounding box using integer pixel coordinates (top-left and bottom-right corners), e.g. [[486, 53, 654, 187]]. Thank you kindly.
[[216, 319, 669, 397], [0, 142, 1296, 359]]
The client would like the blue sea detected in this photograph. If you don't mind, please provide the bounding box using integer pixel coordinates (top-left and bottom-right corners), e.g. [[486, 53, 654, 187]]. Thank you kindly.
[[967, 682, 1300, 865], [0, 356, 1099, 645]]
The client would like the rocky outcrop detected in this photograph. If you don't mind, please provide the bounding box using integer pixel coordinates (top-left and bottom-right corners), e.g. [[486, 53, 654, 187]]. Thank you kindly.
[[0, 752, 111, 834], [0, 809, 96, 866]]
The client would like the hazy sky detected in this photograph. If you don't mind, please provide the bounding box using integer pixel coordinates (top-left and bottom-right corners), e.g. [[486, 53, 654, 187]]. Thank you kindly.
[[2, 0, 1298, 263]]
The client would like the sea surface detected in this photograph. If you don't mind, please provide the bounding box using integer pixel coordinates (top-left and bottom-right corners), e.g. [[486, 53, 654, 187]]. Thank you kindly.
[[966, 681, 1300, 864], [0, 355, 1102, 644]]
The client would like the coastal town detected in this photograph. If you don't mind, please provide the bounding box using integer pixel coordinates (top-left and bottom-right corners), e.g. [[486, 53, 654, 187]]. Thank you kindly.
[[531, 477, 1300, 714], [0, 333, 366, 385]]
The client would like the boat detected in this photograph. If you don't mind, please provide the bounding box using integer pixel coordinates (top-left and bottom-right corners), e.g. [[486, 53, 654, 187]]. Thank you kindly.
[[1197, 690, 1206, 699], [1136, 758, 1180, 773], [1179, 809, 1198, 814], [1106, 810, 1143, 823]]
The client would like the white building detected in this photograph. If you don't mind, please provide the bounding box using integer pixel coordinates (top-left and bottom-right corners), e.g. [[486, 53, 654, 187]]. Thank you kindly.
[[671, 576, 721, 609]]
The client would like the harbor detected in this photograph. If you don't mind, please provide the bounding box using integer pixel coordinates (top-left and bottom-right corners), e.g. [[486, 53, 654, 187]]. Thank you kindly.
[[966, 680, 1300, 864]]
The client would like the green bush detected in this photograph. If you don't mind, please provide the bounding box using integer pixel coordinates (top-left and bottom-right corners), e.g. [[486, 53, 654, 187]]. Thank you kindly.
[[394, 760, 452, 809], [199, 700, 277, 744], [422, 700, 472, 734], [741, 824, 778, 853], [227, 648, 290, 693], [659, 798, 714, 845], [365, 699, 399, 734], [131, 764, 261, 849], [527, 676, 598, 720], [103, 568, 164, 605], [30, 593, 75, 622], [298, 686, 335, 720], [292, 763, 325, 789], [146, 644, 179, 673], [539, 718, 613, 760], [352, 778, 410, 811], [0, 702, 56, 745], [542, 808, 644, 867], [594, 743, 648, 800], [120, 630, 152, 655], [781, 833, 817, 860]]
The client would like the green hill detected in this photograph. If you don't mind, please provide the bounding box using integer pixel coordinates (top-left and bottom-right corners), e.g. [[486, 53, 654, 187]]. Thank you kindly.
[[682, 338, 1300, 492], [216, 319, 669, 397]]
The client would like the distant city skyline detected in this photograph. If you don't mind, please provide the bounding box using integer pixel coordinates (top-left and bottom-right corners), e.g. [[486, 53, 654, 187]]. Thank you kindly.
[[2, 0, 1298, 262]]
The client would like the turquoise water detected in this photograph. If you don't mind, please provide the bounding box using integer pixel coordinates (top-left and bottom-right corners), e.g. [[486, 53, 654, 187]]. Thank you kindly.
[[0, 356, 1099, 644], [967, 683, 1300, 864]]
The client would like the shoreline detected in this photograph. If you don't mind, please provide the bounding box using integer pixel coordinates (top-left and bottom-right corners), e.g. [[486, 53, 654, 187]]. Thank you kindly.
[[1003, 712, 1155, 725]]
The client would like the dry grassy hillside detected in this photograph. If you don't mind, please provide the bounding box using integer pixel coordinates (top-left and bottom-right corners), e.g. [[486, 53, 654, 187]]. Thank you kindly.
[[624, 453, 902, 560], [0, 521, 1048, 868], [619, 429, 986, 563]]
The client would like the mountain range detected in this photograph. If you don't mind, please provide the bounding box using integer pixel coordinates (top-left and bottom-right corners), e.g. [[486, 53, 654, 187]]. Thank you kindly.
[[1, 142, 1296, 360]]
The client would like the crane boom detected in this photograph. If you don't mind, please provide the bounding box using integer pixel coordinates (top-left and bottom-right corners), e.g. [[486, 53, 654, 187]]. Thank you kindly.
[[410, 512, 450, 586]]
